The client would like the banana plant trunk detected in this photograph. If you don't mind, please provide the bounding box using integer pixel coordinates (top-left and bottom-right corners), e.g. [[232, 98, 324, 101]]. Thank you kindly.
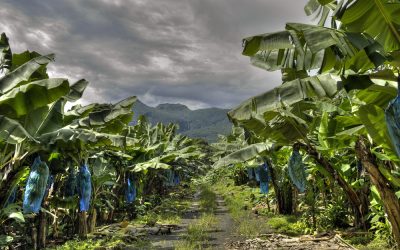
[[268, 163, 294, 215], [88, 208, 97, 233], [298, 143, 368, 229], [38, 210, 47, 249], [27, 216, 38, 250], [356, 137, 400, 247], [78, 211, 88, 238]]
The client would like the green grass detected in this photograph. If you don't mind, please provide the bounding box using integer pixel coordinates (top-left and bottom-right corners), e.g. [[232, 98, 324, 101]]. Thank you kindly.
[[199, 185, 217, 213], [342, 234, 391, 250], [266, 215, 302, 236], [175, 213, 218, 250], [210, 176, 304, 238]]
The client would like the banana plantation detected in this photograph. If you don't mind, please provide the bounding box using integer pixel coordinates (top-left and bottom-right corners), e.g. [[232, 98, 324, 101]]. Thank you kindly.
[[2, 0, 400, 249]]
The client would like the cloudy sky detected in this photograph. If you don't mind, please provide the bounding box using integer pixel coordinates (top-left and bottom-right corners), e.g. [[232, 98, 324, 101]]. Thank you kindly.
[[1, 0, 311, 109]]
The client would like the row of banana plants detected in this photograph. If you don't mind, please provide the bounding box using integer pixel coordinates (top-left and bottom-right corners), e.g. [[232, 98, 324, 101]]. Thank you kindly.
[[0, 33, 211, 249], [215, 0, 400, 247]]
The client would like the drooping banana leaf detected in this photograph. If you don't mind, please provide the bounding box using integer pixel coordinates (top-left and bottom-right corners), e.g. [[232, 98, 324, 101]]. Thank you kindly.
[[23, 156, 49, 214], [0, 53, 54, 94], [0, 115, 36, 144], [77, 164, 92, 212], [74, 96, 136, 133], [65, 79, 89, 102], [339, 0, 400, 52], [0, 33, 12, 74], [288, 148, 307, 193], [213, 143, 272, 168], [243, 23, 386, 74], [0, 78, 69, 118]]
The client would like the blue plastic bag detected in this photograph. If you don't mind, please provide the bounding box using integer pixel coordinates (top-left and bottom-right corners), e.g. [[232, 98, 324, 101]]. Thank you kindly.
[[385, 76, 400, 157], [255, 167, 260, 182], [125, 178, 137, 203], [247, 168, 254, 180], [165, 169, 175, 187], [288, 148, 307, 193], [23, 156, 49, 214], [78, 164, 92, 212], [173, 172, 180, 185], [260, 181, 269, 194], [65, 166, 77, 197], [259, 162, 269, 194]]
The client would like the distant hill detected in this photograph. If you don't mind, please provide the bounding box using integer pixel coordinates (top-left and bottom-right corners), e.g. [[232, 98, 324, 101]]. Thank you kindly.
[[132, 100, 231, 142]]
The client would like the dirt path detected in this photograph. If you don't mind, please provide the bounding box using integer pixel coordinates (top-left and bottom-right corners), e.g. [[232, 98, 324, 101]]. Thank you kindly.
[[150, 193, 236, 249], [149, 192, 201, 249], [226, 233, 356, 250], [205, 195, 235, 249]]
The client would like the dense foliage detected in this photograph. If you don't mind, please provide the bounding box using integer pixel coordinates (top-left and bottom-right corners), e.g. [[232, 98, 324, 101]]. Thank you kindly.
[[0, 33, 213, 249], [213, 0, 400, 248]]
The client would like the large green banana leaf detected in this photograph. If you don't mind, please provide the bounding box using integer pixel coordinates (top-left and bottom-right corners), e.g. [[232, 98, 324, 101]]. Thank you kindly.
[[72, 96, 136, 133], [0, 78, 69, 118], [243, 23, 386, 74], [0, 115, 36, 144], [132, 158, 171, 172], [358, 104, 396, 153], [39, 127, 114, 150], [339, 0, 400, 52], [65, 79, 89, 102], [228, 74, 339, 123], [0, 53, 54, 94]]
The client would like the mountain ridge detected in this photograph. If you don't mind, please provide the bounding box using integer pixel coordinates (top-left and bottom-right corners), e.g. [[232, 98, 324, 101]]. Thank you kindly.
[[132, 100, 231, 142]]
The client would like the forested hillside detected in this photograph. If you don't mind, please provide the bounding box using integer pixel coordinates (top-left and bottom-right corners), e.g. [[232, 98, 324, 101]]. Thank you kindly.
[[132, 100, 231, 142]]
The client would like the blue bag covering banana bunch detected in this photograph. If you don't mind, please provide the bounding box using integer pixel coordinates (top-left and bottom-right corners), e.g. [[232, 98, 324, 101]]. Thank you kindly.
[[173, 172, 180, 185], [77, 164, 92, 212], [259, 162, 269, 194], [165, 169, 175, 187], [125, 177, 137, 203], [23, 156, 49, 214], [288, 147, 307, 193], [255, 167, 260, 182], [247, 168, 255, 180], [385, 74, 400, 157], [65, 166, 77, 197]]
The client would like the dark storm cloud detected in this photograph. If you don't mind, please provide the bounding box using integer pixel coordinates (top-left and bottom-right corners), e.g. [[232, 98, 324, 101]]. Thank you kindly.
[[1, 0, 311, 109]]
